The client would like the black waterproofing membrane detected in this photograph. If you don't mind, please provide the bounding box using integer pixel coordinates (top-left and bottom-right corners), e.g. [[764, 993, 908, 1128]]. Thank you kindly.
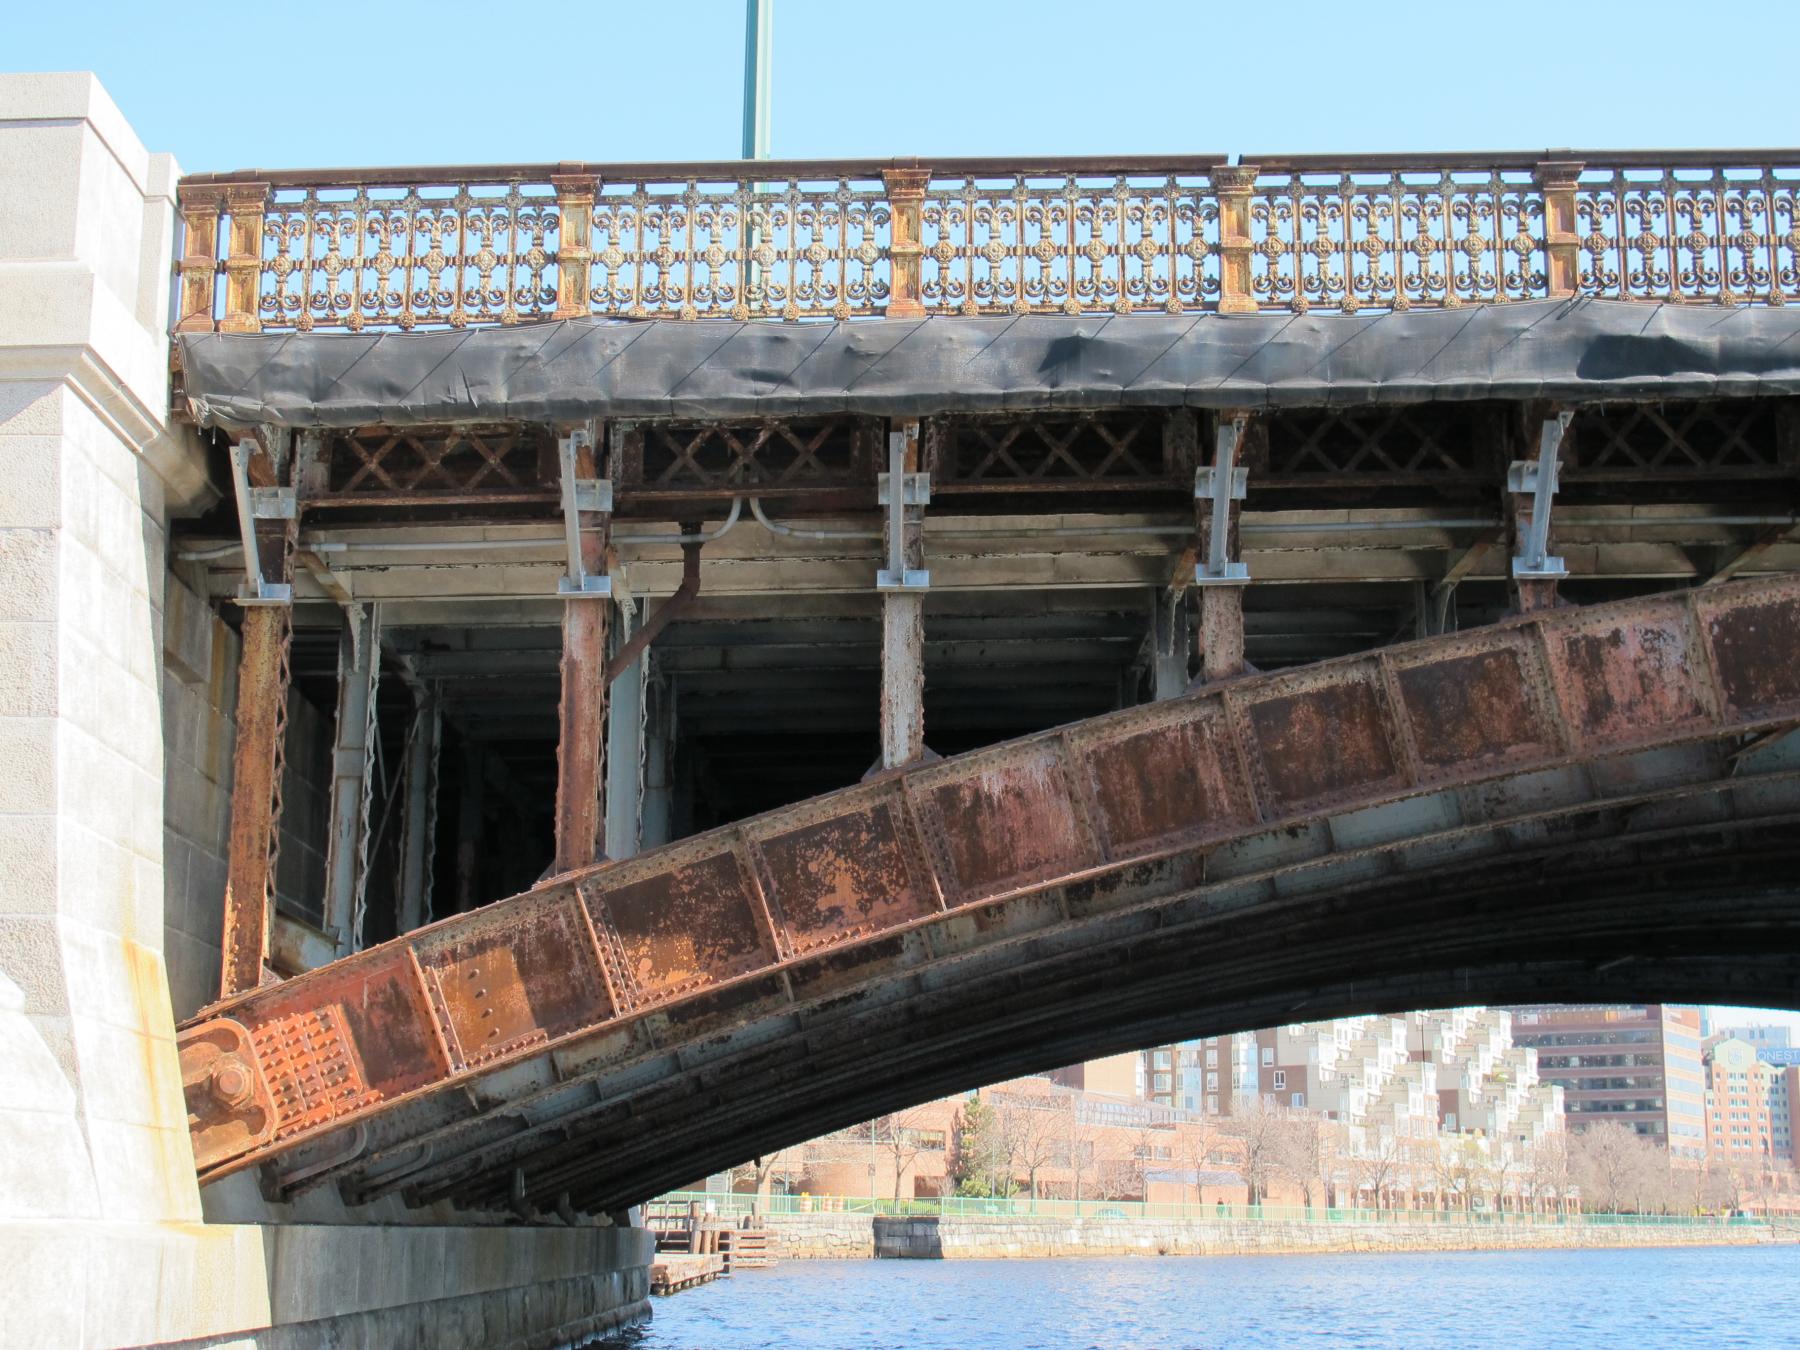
[[178, 298, 1800, 430]]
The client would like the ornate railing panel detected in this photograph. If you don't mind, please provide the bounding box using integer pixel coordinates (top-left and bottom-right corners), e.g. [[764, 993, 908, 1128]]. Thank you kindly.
[[175, 152, 1800, 334], [916, 172, 1221, 316]]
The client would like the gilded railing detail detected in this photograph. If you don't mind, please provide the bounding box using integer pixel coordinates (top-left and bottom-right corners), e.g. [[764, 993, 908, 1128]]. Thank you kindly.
[[1245, 170, 1547, 313], [585, 176, 889, 321], [916, 173, 1221, 316], [1575, 169, 1800, 305], [174, 153, 1800, 332]]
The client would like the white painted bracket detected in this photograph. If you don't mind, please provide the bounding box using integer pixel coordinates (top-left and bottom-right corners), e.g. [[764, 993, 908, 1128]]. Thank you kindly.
[[1510, 412, 1573, 581], [559, 427, 612, 599], [229, 435, 293, 606], [1194, 414, 1251, 588], [876, 568, 930, 592], [877, 472, 932, 507]]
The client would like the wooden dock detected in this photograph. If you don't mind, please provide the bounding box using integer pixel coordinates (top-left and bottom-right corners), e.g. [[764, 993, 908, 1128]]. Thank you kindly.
[[650, 1252, 726, 1295]]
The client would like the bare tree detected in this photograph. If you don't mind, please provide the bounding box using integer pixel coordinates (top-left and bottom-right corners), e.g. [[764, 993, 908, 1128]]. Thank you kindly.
[[1224, 1097, 1288, 1205], [1275, 1114, 1339, 1211], [1349, 1127, 1407, 1211], [1175, 1115, 1226, 1205], [1436, 1136, 1486, 1213], [729, 1145, 804, 1200], [1569, 1121, 1657, 1213], [1523, 1132, 1570, 1216], [870, 1106, 938, 1205], [1000, 1097, 1063, 1202]]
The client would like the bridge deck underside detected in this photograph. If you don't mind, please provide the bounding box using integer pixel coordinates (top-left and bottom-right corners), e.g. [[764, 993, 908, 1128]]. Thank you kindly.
[[178, 577, 1800, 1212]]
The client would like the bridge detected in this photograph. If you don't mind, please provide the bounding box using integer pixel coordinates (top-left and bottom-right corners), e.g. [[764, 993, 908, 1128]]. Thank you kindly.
[[168, 149, 1800, 1222]]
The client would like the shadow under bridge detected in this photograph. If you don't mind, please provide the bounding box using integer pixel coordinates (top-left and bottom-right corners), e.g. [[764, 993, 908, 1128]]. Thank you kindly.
[[179, 575, 1800, 1216]]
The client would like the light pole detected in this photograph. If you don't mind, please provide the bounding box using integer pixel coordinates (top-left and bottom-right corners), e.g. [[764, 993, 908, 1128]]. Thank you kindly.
[[741, 0, 772, 160]]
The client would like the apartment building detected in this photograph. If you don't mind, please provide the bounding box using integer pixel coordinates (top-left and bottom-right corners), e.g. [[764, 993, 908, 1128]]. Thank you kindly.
[[1508, 1005, 1708, 1161]]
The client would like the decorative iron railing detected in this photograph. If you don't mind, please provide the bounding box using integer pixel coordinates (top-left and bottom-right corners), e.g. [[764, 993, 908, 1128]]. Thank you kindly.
[[174, 151, 1800, 334]]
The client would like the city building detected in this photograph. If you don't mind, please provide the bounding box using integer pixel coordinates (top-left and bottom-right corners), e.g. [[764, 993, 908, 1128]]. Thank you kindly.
[[1508, 1005, 1708, 1161], [1715, 1023, 1792, 1052], [1702, 1038, 1779, 1166]]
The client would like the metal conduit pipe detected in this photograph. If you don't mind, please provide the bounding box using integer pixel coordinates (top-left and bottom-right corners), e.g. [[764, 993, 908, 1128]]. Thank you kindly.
[[749, 496, 882, 540], [606, 539, 703, 686], [174, 510, 1799, 563]]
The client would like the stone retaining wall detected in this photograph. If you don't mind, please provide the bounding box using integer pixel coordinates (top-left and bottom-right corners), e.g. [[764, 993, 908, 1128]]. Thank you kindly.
[[762, 1213, 877, 1260], [869, 1215, 1791, 1260]]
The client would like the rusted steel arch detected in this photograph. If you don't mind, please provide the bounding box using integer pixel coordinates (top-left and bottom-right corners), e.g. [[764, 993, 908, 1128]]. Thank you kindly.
[[179, 576, 1800, 1198], [324, 756, 1800, 1215]]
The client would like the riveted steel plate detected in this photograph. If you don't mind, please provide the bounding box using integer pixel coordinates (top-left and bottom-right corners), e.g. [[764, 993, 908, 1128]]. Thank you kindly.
[[585, 849, 770, 1007], [1389, 635, 1562, 779], [1239, 662, 1405, 813], [1544, 600, 1714, 749], [749, 793, 935, 956], [1071, 699, 1257, 853], [415, 891, 613, 1068]]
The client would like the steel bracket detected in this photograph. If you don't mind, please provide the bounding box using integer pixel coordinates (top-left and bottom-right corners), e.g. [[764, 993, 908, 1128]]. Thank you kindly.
[[228, 435, 291, 607], [559, 574, 615, 598], [1194, 466, 1249, 502], [559, 427, 611, 599], [877, 472, 932, 507], [573, 479, 614, 514], [876, 568, 930, 592], [250, 486, 298, 519], [1192, 561, 1251, 587], [1510, 411, 1574, 581], [1195, 415, 1252, 586]]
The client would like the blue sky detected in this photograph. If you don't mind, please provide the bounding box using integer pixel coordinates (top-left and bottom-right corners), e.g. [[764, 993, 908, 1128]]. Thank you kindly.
[[14, 1, 1800, 1036], [13, 1, 1799, 173]]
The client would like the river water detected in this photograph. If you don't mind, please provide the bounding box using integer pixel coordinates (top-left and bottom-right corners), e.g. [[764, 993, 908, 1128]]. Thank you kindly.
[[587, 1246, 1798, 1349]]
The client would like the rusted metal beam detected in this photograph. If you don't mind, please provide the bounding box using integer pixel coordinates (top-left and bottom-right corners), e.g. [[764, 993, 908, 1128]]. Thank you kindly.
[[1193, 415, 1249, 682], [879, 420, 927, 769], [553, 427, 611, 874], [605, 541, 700, 686], [219, 605, 292, 998], [180, 575, 1800, 1181]]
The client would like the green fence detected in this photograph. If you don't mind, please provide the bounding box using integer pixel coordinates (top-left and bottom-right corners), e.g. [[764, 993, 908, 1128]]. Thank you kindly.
[[647, 1191, 1767, 1229]]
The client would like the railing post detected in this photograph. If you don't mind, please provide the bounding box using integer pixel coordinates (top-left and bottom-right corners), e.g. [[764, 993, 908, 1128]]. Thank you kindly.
[[1535, 160, 1584, 299], [553, 168, 597, 320], [882, 166, 931, 320], [1212, 164, 1258, 314], [176, 186, 225, 333], [221, 182, 269, 334]]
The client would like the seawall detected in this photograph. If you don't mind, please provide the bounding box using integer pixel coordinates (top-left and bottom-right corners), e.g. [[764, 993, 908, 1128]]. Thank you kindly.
[[763, 1213, 1793, 1261]]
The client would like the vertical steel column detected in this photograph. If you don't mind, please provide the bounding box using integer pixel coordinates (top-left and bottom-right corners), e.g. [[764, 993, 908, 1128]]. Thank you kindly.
[[554, 427, 611, 873], [640, 675, 674, 851], [322, 603, 379, 954], [1193, 415, 1250, 682], [878, 419, 927, 770], [219, 428, 296, 998], [604, 603, 647, 863], [454, 741, 486, 915], [1151, 589, 1190, 700], [741, 0, 772, 160], [220, 606, 290, 997], [396, 690, 441, 934], [1508, 412, 1572, 615]]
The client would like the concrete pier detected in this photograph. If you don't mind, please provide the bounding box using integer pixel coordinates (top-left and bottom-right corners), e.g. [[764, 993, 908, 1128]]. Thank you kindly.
[[0, 73, 652, 1349]]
